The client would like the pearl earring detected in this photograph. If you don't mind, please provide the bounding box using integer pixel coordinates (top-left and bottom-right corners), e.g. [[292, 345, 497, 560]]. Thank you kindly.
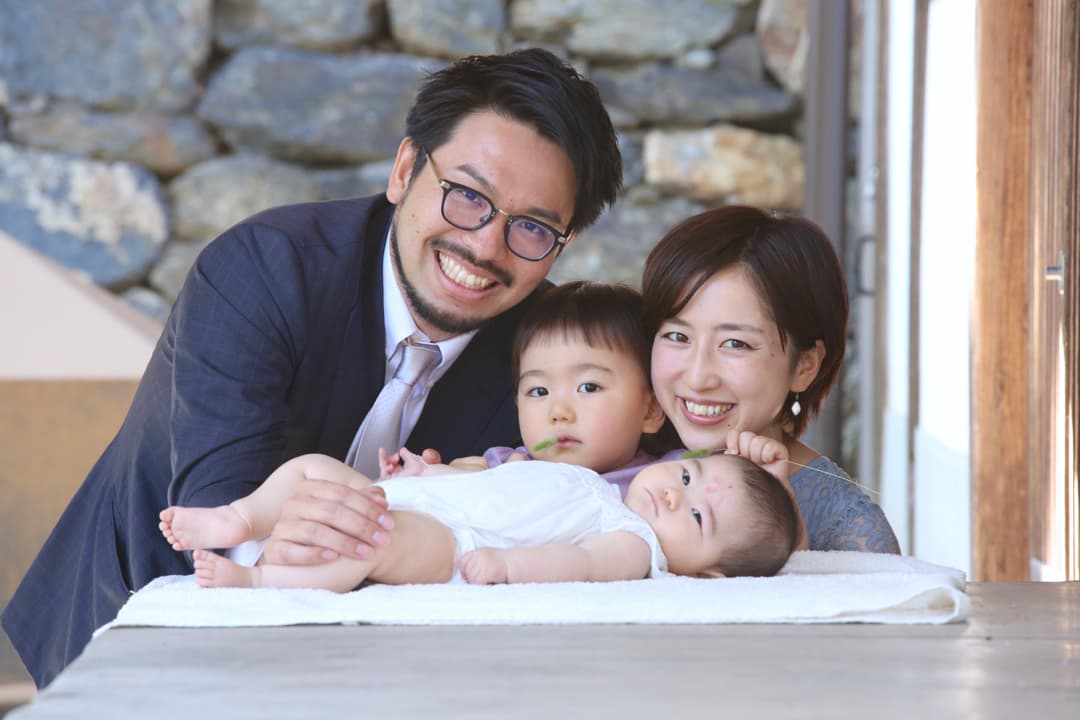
[[791, 392, 802, 417]]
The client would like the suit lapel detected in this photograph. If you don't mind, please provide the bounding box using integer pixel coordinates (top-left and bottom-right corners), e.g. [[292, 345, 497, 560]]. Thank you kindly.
[[322, 201, 393, 458]]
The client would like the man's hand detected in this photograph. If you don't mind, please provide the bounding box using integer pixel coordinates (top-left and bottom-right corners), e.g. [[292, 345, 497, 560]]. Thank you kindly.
[[261, 478, 394, 565], [460, 547, 510, 584]]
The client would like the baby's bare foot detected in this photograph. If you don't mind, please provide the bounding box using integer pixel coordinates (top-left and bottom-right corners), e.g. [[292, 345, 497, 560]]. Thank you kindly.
[[193, 549, 255, 588], [159, 505, 253, 551]]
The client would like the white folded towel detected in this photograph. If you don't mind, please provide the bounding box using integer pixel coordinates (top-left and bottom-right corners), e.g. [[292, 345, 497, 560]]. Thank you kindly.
[[101, 551, 970, 635]]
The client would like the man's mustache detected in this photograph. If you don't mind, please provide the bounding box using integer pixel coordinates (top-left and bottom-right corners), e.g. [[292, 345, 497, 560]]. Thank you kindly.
[[430, 236, 515, 288]]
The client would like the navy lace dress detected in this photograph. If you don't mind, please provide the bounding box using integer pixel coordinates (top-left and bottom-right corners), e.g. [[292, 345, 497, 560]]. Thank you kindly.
[[790, 455, 900, 553]]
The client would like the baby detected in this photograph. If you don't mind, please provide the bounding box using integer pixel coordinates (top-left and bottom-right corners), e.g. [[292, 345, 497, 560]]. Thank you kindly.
[[160, 443, 798, 589]]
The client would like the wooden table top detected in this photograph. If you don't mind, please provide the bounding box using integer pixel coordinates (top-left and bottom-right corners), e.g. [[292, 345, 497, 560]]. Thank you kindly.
[[9, 581, 1080, 719]]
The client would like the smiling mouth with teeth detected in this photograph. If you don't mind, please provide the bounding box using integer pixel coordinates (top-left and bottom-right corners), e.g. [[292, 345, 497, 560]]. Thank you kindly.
[[683, 399, 734, 417], [437, 251, 495, 291]]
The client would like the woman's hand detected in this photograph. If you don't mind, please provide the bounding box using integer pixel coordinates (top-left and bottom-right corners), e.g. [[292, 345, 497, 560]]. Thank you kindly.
[[261, 478, 394, 565]]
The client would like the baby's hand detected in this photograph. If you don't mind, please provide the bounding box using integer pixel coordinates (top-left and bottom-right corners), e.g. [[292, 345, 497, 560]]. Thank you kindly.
[[378, 447, 431, 480], [377, 447, 402, 480], [417, 448, 445, 465], [460, 548, 510, 584], [377, 448, 396, 480], [724, 430, 789, 482]]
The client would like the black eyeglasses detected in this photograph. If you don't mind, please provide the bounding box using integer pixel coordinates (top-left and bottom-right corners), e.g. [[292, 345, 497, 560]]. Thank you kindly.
[[426, 153, 570, 261]]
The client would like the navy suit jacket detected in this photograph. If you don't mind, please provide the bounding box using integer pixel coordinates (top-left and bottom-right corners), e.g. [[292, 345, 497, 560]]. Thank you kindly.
[[2, 195, 545, 688]]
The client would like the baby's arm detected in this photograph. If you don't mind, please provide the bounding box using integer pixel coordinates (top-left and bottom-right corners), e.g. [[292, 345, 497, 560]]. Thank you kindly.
[[447, 455, 496, 471], [460, 532, 652, 585], [380, 447, 484, 479]]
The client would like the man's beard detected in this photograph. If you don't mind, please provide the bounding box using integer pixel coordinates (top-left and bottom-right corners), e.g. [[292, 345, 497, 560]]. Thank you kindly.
[[389, 222, 513, 336]]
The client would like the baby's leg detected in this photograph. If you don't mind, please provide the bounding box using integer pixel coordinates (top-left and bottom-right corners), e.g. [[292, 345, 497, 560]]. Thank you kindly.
[[160, 506, 253, 551], [366, 509, 457, 585], [192, 510, 457, 591], [193, 549, 377, 592], [229, 454, 375, 539], [160, 454, 374, 551], [193, 549, 259, 588]]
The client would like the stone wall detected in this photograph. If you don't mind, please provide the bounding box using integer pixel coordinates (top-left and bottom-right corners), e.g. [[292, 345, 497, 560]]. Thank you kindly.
[[0, 0, 812, 323]]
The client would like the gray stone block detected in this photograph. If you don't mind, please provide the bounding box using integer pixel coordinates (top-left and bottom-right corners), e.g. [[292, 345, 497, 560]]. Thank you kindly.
[[197, 48, 442, 162], [0, 143, 169, 289], [388, 0, 506, 58], [214, 0, 384, 51], [8, 104, 218, 177], [0, 0, 211, 111]]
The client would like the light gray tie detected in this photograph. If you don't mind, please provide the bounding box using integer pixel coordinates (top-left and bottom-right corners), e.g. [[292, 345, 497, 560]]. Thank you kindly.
[[346, 337, 441, 477]]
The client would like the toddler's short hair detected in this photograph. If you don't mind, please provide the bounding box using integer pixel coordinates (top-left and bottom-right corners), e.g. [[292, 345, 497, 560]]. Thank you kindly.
[[511, 281, 651, 384]]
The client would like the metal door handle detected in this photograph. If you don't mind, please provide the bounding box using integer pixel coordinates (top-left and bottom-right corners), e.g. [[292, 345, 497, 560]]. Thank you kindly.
[[1045, 249, 1065, 294]]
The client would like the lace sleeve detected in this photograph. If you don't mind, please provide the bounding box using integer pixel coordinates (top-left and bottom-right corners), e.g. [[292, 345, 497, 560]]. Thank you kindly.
[[792, 458, 901, 554]]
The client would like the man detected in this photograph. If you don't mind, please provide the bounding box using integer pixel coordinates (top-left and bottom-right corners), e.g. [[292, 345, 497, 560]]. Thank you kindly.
[[3, 48, 622, 688]]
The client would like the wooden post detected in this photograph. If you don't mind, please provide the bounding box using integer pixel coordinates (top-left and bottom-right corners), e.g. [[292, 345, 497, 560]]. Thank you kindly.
[[1029, 0, 1080, 580], [801, 0, 850, 463], [972, 0, 1033, 580]]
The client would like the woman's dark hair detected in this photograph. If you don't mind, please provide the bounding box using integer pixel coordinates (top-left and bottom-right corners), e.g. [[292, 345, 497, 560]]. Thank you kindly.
[[511, 281, 650, 384], [404, 48, 622, 233], [642, 205, 849, 437]]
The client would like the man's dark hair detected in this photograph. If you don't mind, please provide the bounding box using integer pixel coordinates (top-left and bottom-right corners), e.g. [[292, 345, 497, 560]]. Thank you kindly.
[[405, 48, 621, 233]]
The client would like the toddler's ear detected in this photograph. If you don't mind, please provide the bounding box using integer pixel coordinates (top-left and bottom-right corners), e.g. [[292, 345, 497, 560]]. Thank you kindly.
[[641, 395, 666, 434], [695, 568, 726, 579]]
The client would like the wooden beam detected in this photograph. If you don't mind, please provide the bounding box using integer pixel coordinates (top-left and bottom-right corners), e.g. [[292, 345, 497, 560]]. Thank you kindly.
[[972, 0, 1034, 580]]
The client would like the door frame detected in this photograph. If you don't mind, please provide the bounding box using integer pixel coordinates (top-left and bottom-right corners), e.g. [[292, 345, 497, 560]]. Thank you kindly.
[[973, 0, 1079, 581]]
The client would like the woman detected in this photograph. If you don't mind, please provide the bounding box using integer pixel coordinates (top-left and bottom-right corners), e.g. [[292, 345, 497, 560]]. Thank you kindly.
[[642, 206, 900, 554]]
